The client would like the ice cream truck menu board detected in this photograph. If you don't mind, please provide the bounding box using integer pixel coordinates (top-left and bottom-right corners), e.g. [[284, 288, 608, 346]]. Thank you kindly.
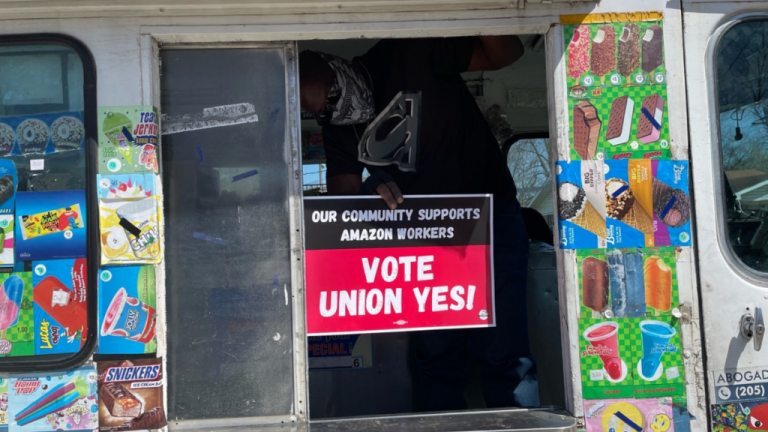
[[303, 195, 494, 335], [565, 18, 670, 161], [557, 161, 691, 249]]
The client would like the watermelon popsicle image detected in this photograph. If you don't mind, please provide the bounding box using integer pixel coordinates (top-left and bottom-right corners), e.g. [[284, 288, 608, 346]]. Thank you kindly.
[[33, 275, 87, 341], [0, 276, 24, 339], [101, 287, 156, 344]]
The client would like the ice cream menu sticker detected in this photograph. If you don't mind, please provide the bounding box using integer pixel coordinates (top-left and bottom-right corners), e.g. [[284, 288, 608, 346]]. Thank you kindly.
[[0, 273, 34, 358], [0, 160, 17, 268], [578, 248, 680, 319], [583, 397, 675, 432], [565, 20, 666, 92], [32, 259, 88, 355], [557, 161, 607, 249], [303, 195, 494, 335], [15, 190, 86, 262], [569, 86, 670, 161], [8, 367, 98, 432], [97, 266, 157, 355], [98, 106, 159, 174]]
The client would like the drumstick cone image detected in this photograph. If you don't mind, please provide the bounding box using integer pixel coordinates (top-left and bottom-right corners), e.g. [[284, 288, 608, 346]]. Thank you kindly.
[[606, 178, 654, 236], [558, 182, 606, 238]]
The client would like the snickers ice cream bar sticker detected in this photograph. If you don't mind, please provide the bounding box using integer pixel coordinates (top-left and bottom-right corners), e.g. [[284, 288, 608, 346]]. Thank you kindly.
[[97, 358, 167, 431]]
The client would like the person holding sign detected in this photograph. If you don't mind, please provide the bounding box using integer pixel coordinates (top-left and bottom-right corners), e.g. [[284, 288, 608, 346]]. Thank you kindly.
[[299, 36, 535, 411]]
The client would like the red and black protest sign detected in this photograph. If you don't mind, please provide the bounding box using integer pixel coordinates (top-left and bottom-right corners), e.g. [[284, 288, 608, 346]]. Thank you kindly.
[[304, 195, 494, 335]]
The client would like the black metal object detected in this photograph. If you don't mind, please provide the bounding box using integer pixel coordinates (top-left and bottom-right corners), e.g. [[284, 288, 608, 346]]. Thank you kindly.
[[0, 34, 98, 372]]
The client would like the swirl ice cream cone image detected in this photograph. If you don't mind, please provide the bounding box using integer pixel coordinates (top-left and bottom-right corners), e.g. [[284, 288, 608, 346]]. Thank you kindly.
[[606, 178, 654, 236], [558, 182, 606, 239]]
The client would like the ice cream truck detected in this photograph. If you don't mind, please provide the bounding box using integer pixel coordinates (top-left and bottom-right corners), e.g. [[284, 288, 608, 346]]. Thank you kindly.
[[0, 0, 765, 431]]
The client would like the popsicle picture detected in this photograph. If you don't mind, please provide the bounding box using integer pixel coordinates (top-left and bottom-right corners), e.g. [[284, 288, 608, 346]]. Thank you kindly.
[[618, 23, 640, 77], [583, 321, 627, 382], [582, 256, 609, 313], [644, 256, 673, 312], [13, 375, 88, 427], [33, 275, 87, 341], [622, 251, 647, 318], [591, 25, 617, 82], [0, 276, 23, 339], [568, 25, 591, 79], [638, 320, 677, 381], [642, 25, 664, 73]]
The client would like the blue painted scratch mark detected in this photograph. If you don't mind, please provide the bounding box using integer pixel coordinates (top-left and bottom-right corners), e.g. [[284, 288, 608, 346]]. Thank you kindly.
[[193, 232, 227, 245], [122, 126, 135, 143], [269, 108, 280, 124], [273, 274, 279, 286], [232, 169, 259, 182], [197, 146, 205, 165]]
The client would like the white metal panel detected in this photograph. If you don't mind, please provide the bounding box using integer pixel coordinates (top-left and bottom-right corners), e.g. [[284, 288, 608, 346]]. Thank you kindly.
[[683, 0, 768, 412]]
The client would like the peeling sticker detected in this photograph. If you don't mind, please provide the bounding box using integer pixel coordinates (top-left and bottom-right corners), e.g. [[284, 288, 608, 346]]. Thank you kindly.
[[272, 333, 281, 341], [161, 103, 258, 135]]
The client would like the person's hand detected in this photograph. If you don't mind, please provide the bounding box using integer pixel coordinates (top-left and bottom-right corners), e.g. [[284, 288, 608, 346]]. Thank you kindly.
[[360, 170, 404, 209]]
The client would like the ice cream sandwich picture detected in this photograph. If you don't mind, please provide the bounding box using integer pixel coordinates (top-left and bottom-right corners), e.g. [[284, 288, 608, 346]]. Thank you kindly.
[[582, 256, 609, 313], [606, 96, 635, 146], [642, 25, 664, 73], [618, 23, 640, 77], [637, 94, 665, 144], [558, 182, 606, 238], [652, 178, 691, 228], [605, 178, 654, 236], [568, 25, 591, 80], [573, 101, 602, 160], [591, 25, 617, 80]]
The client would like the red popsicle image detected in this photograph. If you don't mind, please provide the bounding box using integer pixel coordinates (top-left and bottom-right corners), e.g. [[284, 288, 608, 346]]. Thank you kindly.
[[33, 259, 87, 345]]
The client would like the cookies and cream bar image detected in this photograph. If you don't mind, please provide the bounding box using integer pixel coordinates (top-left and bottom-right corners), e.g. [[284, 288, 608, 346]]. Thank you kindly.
[[606, 96, 634, 146], [618, 23, 640, 77], [573, 101, 602, 160], [637, 94, 665, 144]]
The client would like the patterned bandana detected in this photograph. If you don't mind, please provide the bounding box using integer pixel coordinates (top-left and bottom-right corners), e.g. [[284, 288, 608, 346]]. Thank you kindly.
[[315, 52, 375, 126]]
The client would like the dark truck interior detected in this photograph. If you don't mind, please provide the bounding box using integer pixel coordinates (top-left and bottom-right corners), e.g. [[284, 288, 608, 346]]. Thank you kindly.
[[298, 37, 565, 419]]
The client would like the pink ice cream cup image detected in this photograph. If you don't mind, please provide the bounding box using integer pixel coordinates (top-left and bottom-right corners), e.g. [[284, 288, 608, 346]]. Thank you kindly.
[[101, 288, 156, 344], [0, 275, 23, 340]]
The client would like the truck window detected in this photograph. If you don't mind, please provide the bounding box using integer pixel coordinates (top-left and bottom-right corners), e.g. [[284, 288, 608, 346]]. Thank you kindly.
[[717, 20, 768, 272], [0, 37, 96, 370]]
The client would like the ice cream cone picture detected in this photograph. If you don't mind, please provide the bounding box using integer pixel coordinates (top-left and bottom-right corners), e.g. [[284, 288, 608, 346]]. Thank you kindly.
[[606, 178, 654, 236], [102, 112, 134, 162], [558, 182, 606, 239], [652, 178, 691, 228], [644, 256, 672, 312]]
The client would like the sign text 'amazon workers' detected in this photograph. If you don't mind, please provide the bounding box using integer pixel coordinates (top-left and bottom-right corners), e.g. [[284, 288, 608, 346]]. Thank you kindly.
[[303, 195, 494, 335]]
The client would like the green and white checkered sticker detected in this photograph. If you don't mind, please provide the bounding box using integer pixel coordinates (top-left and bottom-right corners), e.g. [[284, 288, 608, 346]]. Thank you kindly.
[[0, 272, 35, 357], [568, 85, 671, 161], [630, 316, 686, 398], [579, 318, 635, 399], [564, 21, 666, 93]]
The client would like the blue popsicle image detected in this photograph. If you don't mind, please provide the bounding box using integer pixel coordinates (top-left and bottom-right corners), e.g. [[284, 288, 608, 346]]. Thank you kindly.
[[623, 251, 646, 318], [607, 250, 627, 317], [639, 320, 676, 380]]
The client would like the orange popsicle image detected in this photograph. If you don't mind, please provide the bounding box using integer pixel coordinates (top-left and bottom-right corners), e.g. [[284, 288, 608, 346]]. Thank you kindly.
[[644, 256, 672, 311]]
